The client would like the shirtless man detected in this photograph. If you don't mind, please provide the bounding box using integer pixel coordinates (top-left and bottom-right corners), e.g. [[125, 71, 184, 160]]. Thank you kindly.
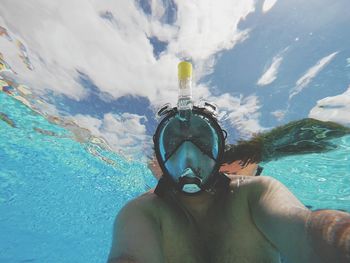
[[107, 118, 350, 263], [108, 160, 350, 262], [107, 62, 350, 262]]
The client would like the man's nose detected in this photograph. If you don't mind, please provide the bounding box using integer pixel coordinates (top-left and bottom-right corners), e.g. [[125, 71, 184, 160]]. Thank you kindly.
[[176, 142, 198, 166]]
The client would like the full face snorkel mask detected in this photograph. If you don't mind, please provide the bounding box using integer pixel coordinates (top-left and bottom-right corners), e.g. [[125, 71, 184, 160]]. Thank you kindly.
[[153, 62, 227, 194]]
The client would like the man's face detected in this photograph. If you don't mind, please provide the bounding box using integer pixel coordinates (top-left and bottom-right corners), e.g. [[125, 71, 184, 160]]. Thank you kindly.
[[164, 141, 216, 183]]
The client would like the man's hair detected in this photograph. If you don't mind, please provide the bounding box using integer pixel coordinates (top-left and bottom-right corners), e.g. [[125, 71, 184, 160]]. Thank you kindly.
[[222, 134, 263, 164]]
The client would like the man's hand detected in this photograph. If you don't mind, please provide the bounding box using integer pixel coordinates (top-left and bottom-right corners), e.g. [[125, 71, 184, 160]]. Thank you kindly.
[[306, 209, 350, 262]]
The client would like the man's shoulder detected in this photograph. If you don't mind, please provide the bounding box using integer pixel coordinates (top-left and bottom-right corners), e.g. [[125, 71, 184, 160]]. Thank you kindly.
[[226, 174, 278, 192], [225, 175, 284, 204], [135, 190, 161, 203], [119, 191, 163, 218], [227, 174, 307, 214]]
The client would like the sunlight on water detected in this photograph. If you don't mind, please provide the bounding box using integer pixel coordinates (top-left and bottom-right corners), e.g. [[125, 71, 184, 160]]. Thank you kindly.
[[0, 92, 157, 262]]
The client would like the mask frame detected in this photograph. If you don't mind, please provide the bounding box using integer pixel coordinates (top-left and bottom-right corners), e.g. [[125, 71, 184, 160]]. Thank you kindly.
[[153, 106, 227, 194]]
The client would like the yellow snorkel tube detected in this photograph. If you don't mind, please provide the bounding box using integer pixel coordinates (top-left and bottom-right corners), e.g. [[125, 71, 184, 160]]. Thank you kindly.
[[177, 61, 193, 121]]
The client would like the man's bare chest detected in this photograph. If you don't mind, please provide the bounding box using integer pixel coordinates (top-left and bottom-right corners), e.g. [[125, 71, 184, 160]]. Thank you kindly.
[[157, 197, 280, 263]]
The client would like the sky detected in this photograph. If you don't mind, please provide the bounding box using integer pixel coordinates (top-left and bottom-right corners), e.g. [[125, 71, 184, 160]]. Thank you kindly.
[[0, 0, 350, 158]]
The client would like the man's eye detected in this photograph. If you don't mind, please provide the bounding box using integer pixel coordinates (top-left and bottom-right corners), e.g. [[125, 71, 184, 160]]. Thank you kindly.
[[169, 140, 176, 145], [168, 140, 179, 150]]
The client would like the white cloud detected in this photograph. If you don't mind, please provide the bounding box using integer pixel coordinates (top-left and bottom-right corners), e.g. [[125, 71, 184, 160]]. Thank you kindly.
[[346, 58, 350, 67], [0, 0, 263, 156], [213, 93, 265, 138], [289, 51, 338, 100], [271, 110, 286, 121], [309, 85, 350, 126], [168, 0, 254, 61], [0, 14, 88, 100], [262, 0, 278, 13], [257, 52, 284, 86], [73, 112, 152, 157], [0, 0, 255, 106]]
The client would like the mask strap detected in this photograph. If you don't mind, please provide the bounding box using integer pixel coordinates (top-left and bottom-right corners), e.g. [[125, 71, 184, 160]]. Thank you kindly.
[[205, 173, 231, 194], [154, 176, 172, 197], [222, 129, 228, 140], [255, 165, 264, 176]]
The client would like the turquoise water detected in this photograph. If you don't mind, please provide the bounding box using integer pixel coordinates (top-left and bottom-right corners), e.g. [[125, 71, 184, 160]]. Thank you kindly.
[[263, 139, 350, 212], [0, 91, 349, 262], [0, 92, 156, 262]]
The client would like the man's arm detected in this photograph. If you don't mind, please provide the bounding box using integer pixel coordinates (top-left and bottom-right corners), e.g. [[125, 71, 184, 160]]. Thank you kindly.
[[306, 209, 350, 263], [107, 197, 164, 263], [248, 176, 350, 263]]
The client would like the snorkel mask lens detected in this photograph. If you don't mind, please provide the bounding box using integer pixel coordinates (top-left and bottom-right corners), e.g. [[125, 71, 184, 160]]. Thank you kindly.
[[154, 107, 225, 194], [160, 113, 219, 162]]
